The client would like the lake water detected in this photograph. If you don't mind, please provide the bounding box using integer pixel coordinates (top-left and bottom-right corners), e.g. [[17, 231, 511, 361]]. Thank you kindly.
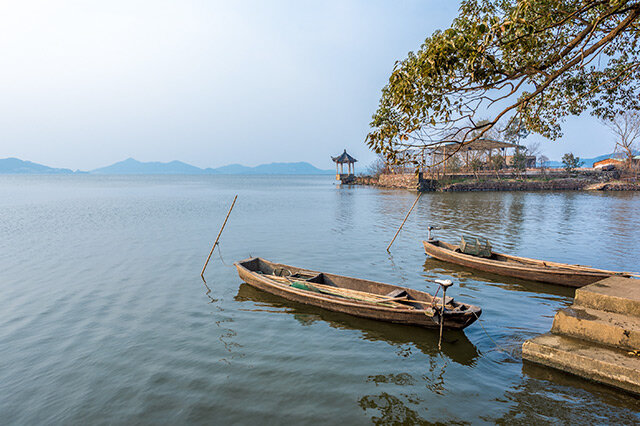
[[1, 175, 639, 424]]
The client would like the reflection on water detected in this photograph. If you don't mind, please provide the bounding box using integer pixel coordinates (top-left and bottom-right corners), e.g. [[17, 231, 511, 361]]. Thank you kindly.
[[234, 284, 479, 366]]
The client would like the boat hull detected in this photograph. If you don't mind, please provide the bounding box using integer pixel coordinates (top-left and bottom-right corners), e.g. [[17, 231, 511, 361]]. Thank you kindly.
[[235, 258, 481, 330], [423, 240, 611, 287]]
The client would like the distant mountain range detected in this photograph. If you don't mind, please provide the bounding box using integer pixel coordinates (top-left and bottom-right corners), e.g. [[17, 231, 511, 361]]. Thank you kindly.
[[206, 162, 334, 175], [0, 158, 76, 174], [5, 151, 634, 175], [0, 157, 334, 175], [91, 158, 205, 174]]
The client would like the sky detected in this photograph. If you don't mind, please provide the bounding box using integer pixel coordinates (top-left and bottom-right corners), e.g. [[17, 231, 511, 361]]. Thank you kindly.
[[0, 1, 620, 171]]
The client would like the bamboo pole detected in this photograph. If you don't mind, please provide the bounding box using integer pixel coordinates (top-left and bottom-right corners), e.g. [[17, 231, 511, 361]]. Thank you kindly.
[[266, 276, 441, 307], [436, 279, 453, 350], [386, 192, 422, 252], [201, 195, 238, 278], [500, 252, 640, 277]]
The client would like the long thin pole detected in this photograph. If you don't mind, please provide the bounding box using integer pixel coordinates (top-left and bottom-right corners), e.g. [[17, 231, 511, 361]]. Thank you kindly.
[[201, 195, 237, 278], [386, 192, 422, 252], [438, 287, 447, 350]]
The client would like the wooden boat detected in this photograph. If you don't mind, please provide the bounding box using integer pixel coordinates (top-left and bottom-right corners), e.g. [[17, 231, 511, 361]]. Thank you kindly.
[[234, 257, 481, 330], [235, 283, 481, 364], [423, 239, 638, 287]]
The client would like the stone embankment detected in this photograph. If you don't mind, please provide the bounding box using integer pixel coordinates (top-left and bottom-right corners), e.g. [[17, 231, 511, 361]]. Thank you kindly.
[[353, 173, 639, 192], [523, 277, 640, 395], [440, 178, 591, 191]]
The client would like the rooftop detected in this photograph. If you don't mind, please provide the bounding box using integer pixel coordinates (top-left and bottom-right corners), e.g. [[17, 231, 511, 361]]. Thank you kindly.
[[332, 149, 357, 164]]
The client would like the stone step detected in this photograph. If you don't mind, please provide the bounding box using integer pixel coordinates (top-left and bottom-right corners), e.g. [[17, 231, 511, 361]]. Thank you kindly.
[[552, 306, 640, 351], [574, 276, 640, 317], [522, 333, 640, 395]]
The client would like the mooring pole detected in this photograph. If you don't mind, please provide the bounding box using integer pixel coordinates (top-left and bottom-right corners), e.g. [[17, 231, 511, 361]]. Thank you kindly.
[[438, 287, 446, 350], [201, 195, 238, 278], [386, 192, 422, 252], [436, 279, 453, 350]]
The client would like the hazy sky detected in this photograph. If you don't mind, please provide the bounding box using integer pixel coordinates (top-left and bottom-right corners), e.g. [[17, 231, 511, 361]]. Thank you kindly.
[[0, 1, 619, 171]]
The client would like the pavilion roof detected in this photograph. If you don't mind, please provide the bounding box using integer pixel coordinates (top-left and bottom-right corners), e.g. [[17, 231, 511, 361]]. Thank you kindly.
[[332, 149, 358, 163], [431, 139, 519, 154]]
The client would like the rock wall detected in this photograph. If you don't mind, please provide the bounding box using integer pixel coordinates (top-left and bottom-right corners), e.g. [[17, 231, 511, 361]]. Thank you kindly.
[[353, 173, 421, 189], [378, 173, 420, 189], [440, 178, 593, 192], [352, 174, 638, 192]]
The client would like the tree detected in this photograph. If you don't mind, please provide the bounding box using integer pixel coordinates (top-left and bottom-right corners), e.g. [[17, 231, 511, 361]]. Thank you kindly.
[[539, 155, 550, 169], [539, 154, 550, 175], [366, 154, 388, 177], [490, 154, 505, 179], [491, 154, 505, 170], [503, 117, 530, 145], [447, 155, 463, 173], [470, 157, 483, 178], [512, 148, 528, 176], [603, 111, 640, 164], [367, 1, 640, 166], [526, 142, 541, 165], [562, 153, 584, 173]]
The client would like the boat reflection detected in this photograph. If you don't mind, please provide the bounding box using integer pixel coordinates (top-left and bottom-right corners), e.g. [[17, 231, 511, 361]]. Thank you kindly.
[[234, 283, 479, 366], [422, 257, 575, 298]]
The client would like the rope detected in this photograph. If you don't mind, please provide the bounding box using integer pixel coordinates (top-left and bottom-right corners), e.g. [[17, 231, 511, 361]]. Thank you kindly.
[[430, 285, 440, 309], [471, 311, 517, 360], [215, 243, 235, 268]]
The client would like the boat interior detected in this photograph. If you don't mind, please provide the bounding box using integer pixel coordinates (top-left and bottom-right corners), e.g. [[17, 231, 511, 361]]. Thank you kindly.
[[237, 257, 467, 312], [431, 240, 592, 270]]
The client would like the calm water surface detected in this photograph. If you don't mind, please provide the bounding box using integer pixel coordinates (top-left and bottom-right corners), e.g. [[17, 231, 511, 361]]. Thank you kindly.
[[1, 175, 639, 424]]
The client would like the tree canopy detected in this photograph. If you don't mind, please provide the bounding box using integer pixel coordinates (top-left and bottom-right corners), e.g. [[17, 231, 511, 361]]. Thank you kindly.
[[367, 0, 640, 165]]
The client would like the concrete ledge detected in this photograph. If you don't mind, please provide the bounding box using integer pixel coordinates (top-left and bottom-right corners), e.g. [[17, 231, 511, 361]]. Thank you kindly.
[[523, 333, 640, 395], [552, 307, 640, 351], [574, 277, 640, 317]]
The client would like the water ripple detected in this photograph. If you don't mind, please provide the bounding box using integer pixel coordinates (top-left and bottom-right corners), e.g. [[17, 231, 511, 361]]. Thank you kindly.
[[0, 176, 638, 424]]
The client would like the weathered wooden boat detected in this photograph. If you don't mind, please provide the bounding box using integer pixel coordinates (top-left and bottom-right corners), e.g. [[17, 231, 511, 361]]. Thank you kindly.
[[235, 283, 481, 364], [423, 239, 638, 287], [234, 257, 481, 330]]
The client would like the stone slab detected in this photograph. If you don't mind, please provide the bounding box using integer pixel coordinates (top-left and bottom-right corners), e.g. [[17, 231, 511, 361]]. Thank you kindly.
[[552, 306, 640, 351], [522, 333, 640, 395], [574, 277, 640, 317]]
